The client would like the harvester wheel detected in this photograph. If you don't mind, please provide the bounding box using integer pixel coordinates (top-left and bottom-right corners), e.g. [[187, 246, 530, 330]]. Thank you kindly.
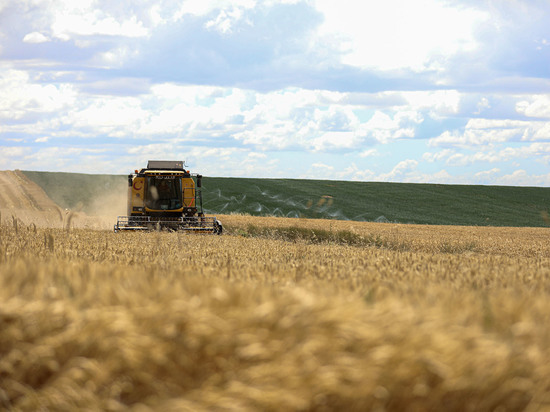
[[214, 220, 223, 235]]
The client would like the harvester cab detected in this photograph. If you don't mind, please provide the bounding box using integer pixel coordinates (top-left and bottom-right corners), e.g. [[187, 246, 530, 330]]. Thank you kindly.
[[114, 160, 222, 234]]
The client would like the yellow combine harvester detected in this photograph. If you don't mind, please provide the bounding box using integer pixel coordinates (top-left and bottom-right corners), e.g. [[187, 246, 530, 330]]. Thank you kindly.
[[114, 160, 222, 234]]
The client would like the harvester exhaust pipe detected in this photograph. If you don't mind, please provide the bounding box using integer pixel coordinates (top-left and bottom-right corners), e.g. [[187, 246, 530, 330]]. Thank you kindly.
[[197, 175, 204, 215]]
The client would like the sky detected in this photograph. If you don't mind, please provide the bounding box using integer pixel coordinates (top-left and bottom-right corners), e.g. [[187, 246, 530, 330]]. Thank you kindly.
[[1, 0, 550, 186]]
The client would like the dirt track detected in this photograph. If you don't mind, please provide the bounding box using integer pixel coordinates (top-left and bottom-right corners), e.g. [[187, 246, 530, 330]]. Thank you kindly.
[[0, 170, 115, 230], [0, 170, 62, 227], [0, 170, 57, 210]]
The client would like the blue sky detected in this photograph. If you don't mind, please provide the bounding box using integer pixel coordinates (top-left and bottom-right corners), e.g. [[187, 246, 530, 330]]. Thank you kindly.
[[1, 0, 550, 186]]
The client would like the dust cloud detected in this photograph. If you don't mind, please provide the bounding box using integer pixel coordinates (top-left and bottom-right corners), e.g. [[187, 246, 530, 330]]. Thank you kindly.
[[0, 171, 128, 231], [80, 187, 128, 230]]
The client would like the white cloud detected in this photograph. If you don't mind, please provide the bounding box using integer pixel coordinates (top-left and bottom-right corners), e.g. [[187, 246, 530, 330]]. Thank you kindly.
[[0, 146, 106, 173], [66, 97, 148, 137], [95, 46, 141, 68], [151, 83, 217, 103], [315, 0, 488, 71], [410, 169, 453, 184], [311, 163, 334, 170], [248, 152, 267, 159], [422, 149, 455, 163], [205, 7, 248, 33], [429, 116, 550, 149], [499, 143, 550, 164], [377, 159, 419, 181], [359, 149, 379, 158], [424, 143, 550, 168], [2, 0, 550, 188], [315, 105, 358, 131], [140, 86, 249, 136], [530, 123, 550, 141], [0, 147, 32, 171], [382, 168, 455, 184], [173, 0, 257, 27], [465, 119, 529, 130], [357, 110, 418, 143], [325, 160, 455, 184], [475, 168, 500, 180], [310, 131, 359, 151], [335, 163, 375, 181], [0, 69, 77, 122], [23, 32, 50, 43], [516, 96, 550, 118], [475, 97, 491, 114], [446, 152, 502, 167], [495, 170, 550, 187], [51, 7, 149, 40], [230, 89, 422, 150], [429, 127, 517, 148], [186, 146, 281, 178], [364, 111, 395, 130], [3, 64, 550, 187], [234, 89, 326, 149], [400, 90, 460, 120]]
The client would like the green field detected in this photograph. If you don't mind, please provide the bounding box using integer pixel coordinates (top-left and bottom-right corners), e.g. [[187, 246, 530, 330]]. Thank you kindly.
[[22, 171, 550, 227]]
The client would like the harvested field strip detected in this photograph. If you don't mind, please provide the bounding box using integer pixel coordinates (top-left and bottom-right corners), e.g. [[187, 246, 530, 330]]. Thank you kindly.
[[2, 221, 550, 410], [0, 170, 61, 212], [12, 170, 44, 211], [0, 188, 8, 209], [0, 173, 24, 208]]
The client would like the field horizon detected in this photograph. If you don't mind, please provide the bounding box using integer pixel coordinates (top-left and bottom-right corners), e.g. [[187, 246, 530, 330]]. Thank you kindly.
[[21, 170, 550, 228]]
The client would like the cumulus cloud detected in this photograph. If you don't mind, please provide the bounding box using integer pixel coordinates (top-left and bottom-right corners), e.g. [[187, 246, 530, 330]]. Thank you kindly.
[[1, 0, 550, 186], [332, 163, 375, 181], [359, 149, 379, 158], [422, 149, 455, 163], [0, 147, 32, 172], [475, 168, 500, 180], [22, 32, 50, 43], [422, 142, 550, 171], [377, 159, 419, 181], [516, 96, 550, 118], [315, 0, 488, 71], [311, 162, 334, 170], [0, 69, 77, 124], [495, 170, 550, 187], [429, 126, 521, 149], [429, 116, 550, 150]]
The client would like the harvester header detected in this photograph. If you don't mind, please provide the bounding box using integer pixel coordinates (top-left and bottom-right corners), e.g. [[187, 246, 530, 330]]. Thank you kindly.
[[114, 161, 222, 234]]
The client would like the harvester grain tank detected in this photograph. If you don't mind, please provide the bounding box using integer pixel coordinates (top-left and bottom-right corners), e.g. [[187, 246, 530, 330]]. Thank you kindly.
[[114, 160, 222, 234]]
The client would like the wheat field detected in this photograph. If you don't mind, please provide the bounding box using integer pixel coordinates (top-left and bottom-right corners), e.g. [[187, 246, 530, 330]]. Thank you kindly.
[[1, 214, 550, 411]]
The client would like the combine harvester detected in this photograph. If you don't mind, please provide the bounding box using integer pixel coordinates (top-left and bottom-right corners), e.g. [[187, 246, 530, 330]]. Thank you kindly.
[[114, 160, 222, 234]]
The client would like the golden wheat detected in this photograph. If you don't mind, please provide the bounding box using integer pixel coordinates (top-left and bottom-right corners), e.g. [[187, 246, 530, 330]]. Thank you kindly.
[[1, 217, 550, 411]]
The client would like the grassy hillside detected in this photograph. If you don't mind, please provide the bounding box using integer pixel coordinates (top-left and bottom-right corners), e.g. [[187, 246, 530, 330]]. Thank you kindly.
[[201, 177, 550, 227], [22, 171, 550, 227]]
